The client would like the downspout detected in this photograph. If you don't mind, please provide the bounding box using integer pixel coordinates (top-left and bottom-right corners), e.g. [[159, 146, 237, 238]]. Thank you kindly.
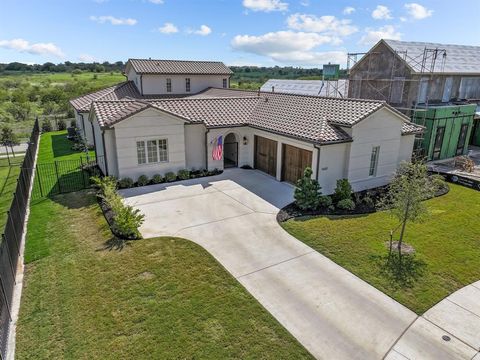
[[90, 120, 97, 159], [314, 144, 321, 180], [140, 74, 144, 95], [205, 128, 210, 170], [101, 131, 109, 176]]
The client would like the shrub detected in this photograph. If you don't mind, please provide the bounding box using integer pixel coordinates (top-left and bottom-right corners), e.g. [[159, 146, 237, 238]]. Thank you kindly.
[[57, 119, 67, 131], [151, 174, 163, 184], [177, 169, 190, 180], [118, 177, 134, 189], [294, 167, 322, 211], [137, 175, 149, 187], [70, 119, 77, 128], [111, 203, 145, 239], [91, 176, 144, 239], [333, 179, 353, 203], [41, 120, 52, 133], [318, 195, 332, 208], [337, 198, 356, 211], [164, 172, 177, 182], [363, 192, 375, 208]]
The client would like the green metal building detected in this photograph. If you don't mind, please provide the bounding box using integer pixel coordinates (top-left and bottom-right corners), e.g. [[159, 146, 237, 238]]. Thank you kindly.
[[412, 104, 476, 161]]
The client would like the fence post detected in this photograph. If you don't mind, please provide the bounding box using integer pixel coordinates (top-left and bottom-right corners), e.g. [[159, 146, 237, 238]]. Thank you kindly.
[[80, 157, 88, 189], [36, 166, 43, 198], [54, 160, 62, 193]]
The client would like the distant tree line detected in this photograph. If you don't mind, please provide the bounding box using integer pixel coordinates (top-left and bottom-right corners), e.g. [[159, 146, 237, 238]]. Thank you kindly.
[[0, 61, 125, 74]]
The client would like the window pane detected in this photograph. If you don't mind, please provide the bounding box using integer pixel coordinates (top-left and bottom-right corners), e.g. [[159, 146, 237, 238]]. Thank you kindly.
[[166, 78, 172, 92], [147, 140, 158, 163], [369, 146, 379, 176], [222, 78, 227, 88], [185, 78, 190, 92], [158, 139, 168, 162], [137, 141, 146, 164]]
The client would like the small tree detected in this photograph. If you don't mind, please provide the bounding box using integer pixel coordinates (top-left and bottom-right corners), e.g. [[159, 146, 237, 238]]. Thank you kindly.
[[380, 161, 443, 260], [0, 126, 20, 159], [294, 167, 322, 210]]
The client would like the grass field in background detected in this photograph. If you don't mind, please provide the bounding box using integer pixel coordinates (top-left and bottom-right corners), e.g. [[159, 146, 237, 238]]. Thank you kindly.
[[282, 184, 480, 314]]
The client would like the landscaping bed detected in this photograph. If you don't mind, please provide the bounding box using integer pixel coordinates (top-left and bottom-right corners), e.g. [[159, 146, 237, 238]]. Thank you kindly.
[[278, 180, 449, 222]]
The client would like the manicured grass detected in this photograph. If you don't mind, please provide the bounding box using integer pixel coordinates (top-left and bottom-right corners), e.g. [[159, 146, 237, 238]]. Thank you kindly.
[[0, 157, 24, 232], [17, 191, 312, 359], [37, 130, 95, 163], [281, 184, 480, 315]]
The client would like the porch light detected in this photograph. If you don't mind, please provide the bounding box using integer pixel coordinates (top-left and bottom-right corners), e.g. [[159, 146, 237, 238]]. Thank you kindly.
[[243, 136, 248, 145]]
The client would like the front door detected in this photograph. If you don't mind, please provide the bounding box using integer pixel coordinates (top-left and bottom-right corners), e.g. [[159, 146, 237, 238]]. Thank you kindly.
[[281, 144, 313, 184], [254, 136, 277, 177]]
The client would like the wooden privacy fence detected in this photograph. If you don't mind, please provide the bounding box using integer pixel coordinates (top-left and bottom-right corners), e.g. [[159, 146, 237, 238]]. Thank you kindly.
[[0, 119, 39, 359]]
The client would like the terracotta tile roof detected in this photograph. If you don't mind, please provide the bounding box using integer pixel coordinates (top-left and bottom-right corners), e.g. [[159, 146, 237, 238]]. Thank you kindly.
[[91, 87, 423, 144], [70, 81, 141, 112], [188, 87, 259, 98], [92, 100, 149, 128], [127, 59, 233, 75]]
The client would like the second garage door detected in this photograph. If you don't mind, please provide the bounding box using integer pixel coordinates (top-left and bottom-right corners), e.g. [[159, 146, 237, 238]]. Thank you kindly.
[[282, 144, 313, 184], [254, 135, 277, 177]]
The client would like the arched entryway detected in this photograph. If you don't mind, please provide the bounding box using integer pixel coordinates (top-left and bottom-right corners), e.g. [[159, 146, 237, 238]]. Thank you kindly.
[[223, 133, 238, 168]]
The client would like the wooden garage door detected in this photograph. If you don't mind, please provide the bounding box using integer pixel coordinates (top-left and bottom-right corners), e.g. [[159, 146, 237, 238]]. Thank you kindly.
[[282, 144, 313, 184], [254, 135, 277, 177]]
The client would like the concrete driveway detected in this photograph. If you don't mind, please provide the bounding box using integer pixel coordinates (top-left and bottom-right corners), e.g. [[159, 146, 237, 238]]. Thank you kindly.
[[120, 169, 478, 359]]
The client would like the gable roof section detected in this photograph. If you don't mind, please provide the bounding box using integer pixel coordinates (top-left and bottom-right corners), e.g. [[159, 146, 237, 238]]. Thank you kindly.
[[384, 39, 480, 74], [127, 59, 233, 75], [90, 88, 423, 144], [70, 81, 141, 112]]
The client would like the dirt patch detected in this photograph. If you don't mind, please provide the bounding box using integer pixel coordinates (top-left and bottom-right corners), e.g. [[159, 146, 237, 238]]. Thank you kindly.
[[137, 271, 155, 280], [385, 241, 416, 255]]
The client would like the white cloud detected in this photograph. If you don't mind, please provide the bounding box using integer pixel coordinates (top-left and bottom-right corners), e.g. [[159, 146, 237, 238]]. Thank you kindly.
[[343, 6, 355, 15], [78, 54, 97, 62], [371, 5, 392, 20], [300, 0, 309, 6], [231, 30, 346, 65], [359, 25, 401, 45], [404, 3, 433, 20], [0, 38, 65, 58], [242, 0, 288, 12], [286, 13, 358, 40], [89, 15, 137, 25], [187, 25, 212, 36], [148, 0, 164, 3], [158, 22, 178, 34]]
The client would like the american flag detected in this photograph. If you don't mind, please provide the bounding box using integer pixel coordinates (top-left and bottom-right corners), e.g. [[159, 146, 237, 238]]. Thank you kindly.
[[212, 135, 223, 161]]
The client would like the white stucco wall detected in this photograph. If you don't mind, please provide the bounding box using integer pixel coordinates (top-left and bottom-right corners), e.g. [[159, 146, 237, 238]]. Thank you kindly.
[[112, 108, 187, 180], [91, 116, 106, 174], [317, 142, 350, 194], [185, 124, 207, 170], [398, 135, 415, 163], [141, 75, 229, 95], [126, 66, 142, 93], [75, 111, 94, 145], [347, 107, 406, 191], [104, 129, 118, 177]]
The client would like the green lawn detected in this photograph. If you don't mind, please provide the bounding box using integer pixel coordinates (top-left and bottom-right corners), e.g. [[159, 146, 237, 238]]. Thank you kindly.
[[37, 130, 95, 163], [17, 191, 312, 359], [0, 157, 24, 232], [281, 184, 480, 315]]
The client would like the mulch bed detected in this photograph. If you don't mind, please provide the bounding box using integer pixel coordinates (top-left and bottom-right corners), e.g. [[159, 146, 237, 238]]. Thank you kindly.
[[96, 196, 140, 240], [277, 183, 450, 222]]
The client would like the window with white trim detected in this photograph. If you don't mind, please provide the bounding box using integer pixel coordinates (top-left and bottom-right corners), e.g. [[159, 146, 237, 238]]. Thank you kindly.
[[136, 139, 169, 165], [185, 78, 191, 92], [222, 78, 228, 88], [369, 146, 380, 176], [166, 78, 172, 92]]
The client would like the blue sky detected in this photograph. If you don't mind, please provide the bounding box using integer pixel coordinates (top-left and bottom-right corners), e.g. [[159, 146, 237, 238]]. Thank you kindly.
[[0, 0, 478, 67]]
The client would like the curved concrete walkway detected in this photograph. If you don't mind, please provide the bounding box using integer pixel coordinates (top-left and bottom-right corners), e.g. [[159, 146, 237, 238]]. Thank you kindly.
[[121, 169, 479, 359]]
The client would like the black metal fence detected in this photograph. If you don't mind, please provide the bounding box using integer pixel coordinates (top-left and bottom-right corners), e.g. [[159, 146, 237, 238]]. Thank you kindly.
[[0, 118, 39, 358], [31, 156, 102, 201]]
